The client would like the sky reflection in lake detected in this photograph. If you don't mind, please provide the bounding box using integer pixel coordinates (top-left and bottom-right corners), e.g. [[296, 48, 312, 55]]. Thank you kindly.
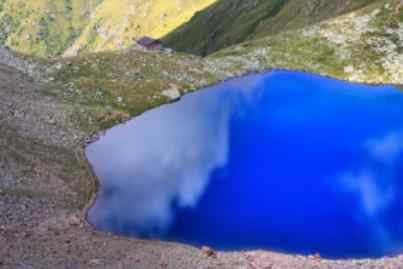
[[87, 71, 403, 258]]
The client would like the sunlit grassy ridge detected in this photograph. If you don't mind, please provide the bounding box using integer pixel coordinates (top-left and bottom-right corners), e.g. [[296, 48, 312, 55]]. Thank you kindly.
[[0, 0, 216, 57], [0, 0, 102, 57], [64, 0, 217, 56]]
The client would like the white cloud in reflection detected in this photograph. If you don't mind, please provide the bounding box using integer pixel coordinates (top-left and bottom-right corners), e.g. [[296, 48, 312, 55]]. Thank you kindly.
[[366, 132, 403, 164], [337, 171, 395, 216], [86, 74, 264, 235], [336, 131, 403, 215], [334, 131, 403, 250]]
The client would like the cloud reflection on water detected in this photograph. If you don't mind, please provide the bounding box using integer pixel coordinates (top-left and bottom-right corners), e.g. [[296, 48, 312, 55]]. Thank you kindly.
[[86, 70, 403, 257], [86, 74, 264, 235], [334, 131, 403, 253]]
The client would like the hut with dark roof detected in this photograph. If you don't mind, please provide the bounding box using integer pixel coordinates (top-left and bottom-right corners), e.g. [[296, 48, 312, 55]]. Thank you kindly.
[[137, 37, 163, 50]]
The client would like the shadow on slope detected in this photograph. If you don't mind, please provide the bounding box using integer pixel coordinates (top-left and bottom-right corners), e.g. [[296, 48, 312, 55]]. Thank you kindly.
[[162, 0, 377, 56]]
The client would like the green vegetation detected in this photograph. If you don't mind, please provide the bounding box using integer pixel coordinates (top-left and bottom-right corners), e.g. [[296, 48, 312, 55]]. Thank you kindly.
[[42, 49, 221, 130], [0, 0, 217, 57], [208, 0, 403, 85], [163, 0, 377, 56], [0, 0, 100, 57], [1, 0, 401, 132], [30, 0, 401, 131], [164, 0, 288, 56]]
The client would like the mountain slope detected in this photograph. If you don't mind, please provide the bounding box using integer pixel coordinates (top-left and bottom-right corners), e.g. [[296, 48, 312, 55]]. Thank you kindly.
[[63, 0, 217, 56], [39, 0, 402, 132], [0, 0, 217, 57], [163, 0, 378, 56], [208, 0, 403, 85], [0, 0, 102, 57]]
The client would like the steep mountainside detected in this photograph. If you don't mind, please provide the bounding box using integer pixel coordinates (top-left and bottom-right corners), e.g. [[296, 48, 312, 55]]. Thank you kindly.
[[0, 0, 102, 57], [1, 0, 401, 58], [209, 0, 403, 85], [64, 0, 216, 56], [163, 0, 378, 55], [0, 0, 216, 57]]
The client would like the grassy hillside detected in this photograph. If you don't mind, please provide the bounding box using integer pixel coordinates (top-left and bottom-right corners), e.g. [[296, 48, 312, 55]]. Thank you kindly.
[[42, 48, 223, 130], [0, 0, 102, 57], [0, 0, 217, 57], [37, 0, 402, 132], [163, 0, 378, 56], [209, 0, 403, 85], [1, 0, 400, 59], [64, 0, 217, 56], [164, 0, 288, 56]]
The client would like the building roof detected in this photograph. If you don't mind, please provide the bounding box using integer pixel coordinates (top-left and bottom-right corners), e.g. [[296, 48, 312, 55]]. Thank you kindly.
[[137, 36, 161, 46]]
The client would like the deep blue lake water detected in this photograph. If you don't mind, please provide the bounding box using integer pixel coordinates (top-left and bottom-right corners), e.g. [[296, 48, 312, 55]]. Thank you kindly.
[[87, 71, 403, 258]]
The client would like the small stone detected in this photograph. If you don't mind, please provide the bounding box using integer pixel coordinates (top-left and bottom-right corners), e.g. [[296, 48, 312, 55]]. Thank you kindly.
[[48, 117, 56, 125], [67, 215, 81, 226], [23, 231, 32, 237], [89, 259, 102, 266], [54, 63, 63, 70], [161, 83, 181, 100], [371, 9, 381, 16], [201, 246, 216, 258], [344, 65, 355, 73], [312, 253, 321, 262], [161, 87, 180, 100]]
